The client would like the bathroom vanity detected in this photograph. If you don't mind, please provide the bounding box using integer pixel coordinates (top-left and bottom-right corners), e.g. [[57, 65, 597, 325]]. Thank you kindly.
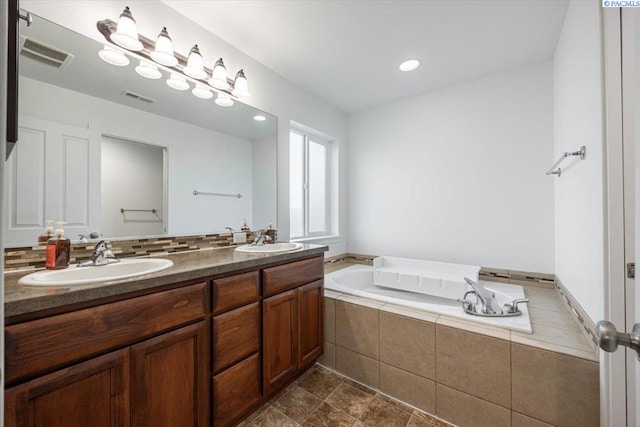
[[3, 245, 326, 427]]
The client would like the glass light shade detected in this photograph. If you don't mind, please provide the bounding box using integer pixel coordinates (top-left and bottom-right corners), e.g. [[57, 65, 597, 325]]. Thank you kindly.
[[135, 60, 162, 79], [183, 44, 207, 80], [98, 45, 129, 66], [208, 58, 228, 89], [150, 27, 178, 67], [192, 84, 213, 99], [232, 69, 250, 98], [166, 73, 189, 91], [253, 115, 266, 122], [399, 59, 421, 72], [214, 92, 234, 107], [111, 7, 143, 51]]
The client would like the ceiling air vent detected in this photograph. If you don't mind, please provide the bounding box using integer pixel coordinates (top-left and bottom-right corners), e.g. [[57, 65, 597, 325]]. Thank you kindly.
[[122, 91, 155, 104], [19, 36, 74, 69]]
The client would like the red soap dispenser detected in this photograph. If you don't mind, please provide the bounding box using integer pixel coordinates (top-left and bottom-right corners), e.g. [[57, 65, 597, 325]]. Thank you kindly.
[[45, 221, 71, 269]]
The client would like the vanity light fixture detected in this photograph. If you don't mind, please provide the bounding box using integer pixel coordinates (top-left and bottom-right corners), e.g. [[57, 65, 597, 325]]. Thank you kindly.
[[232, 69, 251, 98], [399, 58, 421, 72], [215, 92, 234, 107], [98, 45, 129, 66], [135, 60, 162, 79], [111, 7, 143, 51], [150, 27, 178, 67], [209, 58, 228, 90], [184, 45, 207, 80], [166, 73, 189, 91], [253, 115, 266, 122], [192, 84, 213, 99]]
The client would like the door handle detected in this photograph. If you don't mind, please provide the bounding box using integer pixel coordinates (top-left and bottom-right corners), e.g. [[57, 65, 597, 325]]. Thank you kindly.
[[596, 320, 640, 360]]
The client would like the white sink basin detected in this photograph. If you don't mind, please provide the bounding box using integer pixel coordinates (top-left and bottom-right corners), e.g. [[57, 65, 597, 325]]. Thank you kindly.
[[235, 242, 303, 253], [18, 258, 174, 287]]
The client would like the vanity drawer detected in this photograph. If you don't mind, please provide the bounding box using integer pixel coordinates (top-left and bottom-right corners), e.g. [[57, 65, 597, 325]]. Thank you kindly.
[[212, 271, 259, 315], [5, 282, 208, 385], [213, 352, 261, 426], [263, 256, 324, 297], [212, 302, 260, 374]]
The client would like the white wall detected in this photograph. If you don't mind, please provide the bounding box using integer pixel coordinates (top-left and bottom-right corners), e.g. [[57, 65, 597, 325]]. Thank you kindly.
[[348, 62, 555, 273], [20, 77, 256, 237], [553, 0, 604, 323], [21, 0, 348, 256]]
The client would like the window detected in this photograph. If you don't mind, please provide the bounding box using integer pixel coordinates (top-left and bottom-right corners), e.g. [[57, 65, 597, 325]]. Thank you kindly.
[[290, 129, 330, 239]]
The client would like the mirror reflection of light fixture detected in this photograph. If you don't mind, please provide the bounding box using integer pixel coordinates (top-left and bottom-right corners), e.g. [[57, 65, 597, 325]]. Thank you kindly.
[[232, 69, 250, 98], [150, 27, 178, 67], [215, 92, 234, 107], [192, 84, 213, 99], [98, 45, 130, 66], [184, 45, 207, 80], [111, 7, 143, 51], [209, 58, 228, 90], [253, 115, 266, 122], [166, 73, 189, 91], [135, 60, 162, 79]]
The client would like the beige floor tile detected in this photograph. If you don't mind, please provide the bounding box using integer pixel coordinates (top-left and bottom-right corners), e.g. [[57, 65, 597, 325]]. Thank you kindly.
[[297, 367, 343, 400], [272, 386, 323, 424], [374, 393, 414, 414], [302, 402, 356, 427], [325, 382, 375, 418], [435, 384, 510, 427], [512, 412, 554, 427], [248, 406, 301, 427], [380, 311, 436, 379], [317, 342, 336, 369], [336, 301, 380, 359], [335, 346, 380, 388], [411, 410, 452, 427], [358, 396, 411, 427], [511, 343, 599, 427], [379, 363, 436, 414], [435, 325, 511, 408], [342, 378, 377, 396], [406, 414, 439, 427], [324, 297, 336, 344]]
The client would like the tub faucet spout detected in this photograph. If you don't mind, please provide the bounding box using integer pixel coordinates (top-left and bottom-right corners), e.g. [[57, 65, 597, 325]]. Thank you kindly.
[[463, 277, 503, 315]]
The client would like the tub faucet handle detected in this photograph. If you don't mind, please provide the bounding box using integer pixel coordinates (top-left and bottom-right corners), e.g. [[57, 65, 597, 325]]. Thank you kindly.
[[504, 298, 529, 314]]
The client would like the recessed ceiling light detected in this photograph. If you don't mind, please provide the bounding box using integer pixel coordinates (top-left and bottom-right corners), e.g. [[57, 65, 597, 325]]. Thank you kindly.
[[253, 115, 266, 122], [399, 59, 421, 72]]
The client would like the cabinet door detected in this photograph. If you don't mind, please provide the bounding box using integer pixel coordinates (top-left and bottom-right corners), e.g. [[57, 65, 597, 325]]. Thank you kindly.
[[298, 280, 324, 367], [263, 290, 298, 394], [213, 353, 261, 426], [5, 348, 129, 427], [130, 321, 209, 427]]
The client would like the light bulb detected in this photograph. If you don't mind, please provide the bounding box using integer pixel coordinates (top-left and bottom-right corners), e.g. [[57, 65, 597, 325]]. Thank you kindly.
[[253, 115, 266, 122], [215, 92, 234, 107], [135, 60, 162, 79], [232, 69, 250, 98], [192, 84, 213, 99], [183, 44, 207, 80], [111, 6, 143, 51], [399, 59, 421, 72], [166, 73, 189, 90], [98, 45, 129, 66], [208, 58, 228, 90], [150, 27, 178, 67]]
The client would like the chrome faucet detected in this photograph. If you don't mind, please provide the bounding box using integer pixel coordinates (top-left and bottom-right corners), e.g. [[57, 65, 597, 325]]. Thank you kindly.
[[78, 240, 120, 267], [250, 229, 272, 246], [457, 277, 529, 317]]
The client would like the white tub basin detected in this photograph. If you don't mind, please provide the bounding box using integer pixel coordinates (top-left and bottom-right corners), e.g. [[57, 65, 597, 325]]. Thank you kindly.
[[18, 258, 174, 287], [235, 242, 303, 253]]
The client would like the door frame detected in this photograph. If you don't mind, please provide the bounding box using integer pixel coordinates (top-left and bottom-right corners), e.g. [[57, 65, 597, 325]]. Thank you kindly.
[[602, 5, 627, 427]]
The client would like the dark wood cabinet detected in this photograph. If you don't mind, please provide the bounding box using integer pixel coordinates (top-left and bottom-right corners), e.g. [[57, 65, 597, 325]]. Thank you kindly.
[[212, 302, 260, 374], [5, 348, 130, 427], [213, 353, 261, 426], [298, 279, 324, 367], [131, 321, 209, 427], [263, 289, 299, 395]]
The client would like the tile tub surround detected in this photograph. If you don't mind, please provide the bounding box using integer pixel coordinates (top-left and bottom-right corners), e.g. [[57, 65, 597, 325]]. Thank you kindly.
[[322, 263, 599, 427], [3, 230, 281, 271], [239, 364, 453, 427]]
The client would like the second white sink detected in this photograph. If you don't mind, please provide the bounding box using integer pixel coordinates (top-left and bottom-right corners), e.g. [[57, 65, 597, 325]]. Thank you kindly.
[[18, 258, 174, 287], [235, 242, 303, 253]]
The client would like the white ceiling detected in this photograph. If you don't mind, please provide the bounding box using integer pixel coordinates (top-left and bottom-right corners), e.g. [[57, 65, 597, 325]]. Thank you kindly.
[[162, 0, 569, 114]]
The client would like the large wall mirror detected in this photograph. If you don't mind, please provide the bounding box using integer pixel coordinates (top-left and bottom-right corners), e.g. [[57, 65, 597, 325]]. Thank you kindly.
[[6, 13, 277, 246]]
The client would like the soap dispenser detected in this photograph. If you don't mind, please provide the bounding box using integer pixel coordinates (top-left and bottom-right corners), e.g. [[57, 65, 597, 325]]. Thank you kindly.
[[38, 220, 54, 245], [266, 220, 276, 243], [45, 221, 71, 269]]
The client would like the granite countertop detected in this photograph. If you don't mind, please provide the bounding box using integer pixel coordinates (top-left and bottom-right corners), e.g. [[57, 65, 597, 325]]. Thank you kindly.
[[5, 244, 327, 320]]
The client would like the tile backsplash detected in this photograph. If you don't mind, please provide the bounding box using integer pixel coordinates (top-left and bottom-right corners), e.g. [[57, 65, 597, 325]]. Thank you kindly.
[[3, 231, 274, 271]]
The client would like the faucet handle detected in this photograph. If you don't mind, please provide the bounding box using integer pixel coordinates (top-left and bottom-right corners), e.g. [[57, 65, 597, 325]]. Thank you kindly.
[[504, 298, 529, 314]]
